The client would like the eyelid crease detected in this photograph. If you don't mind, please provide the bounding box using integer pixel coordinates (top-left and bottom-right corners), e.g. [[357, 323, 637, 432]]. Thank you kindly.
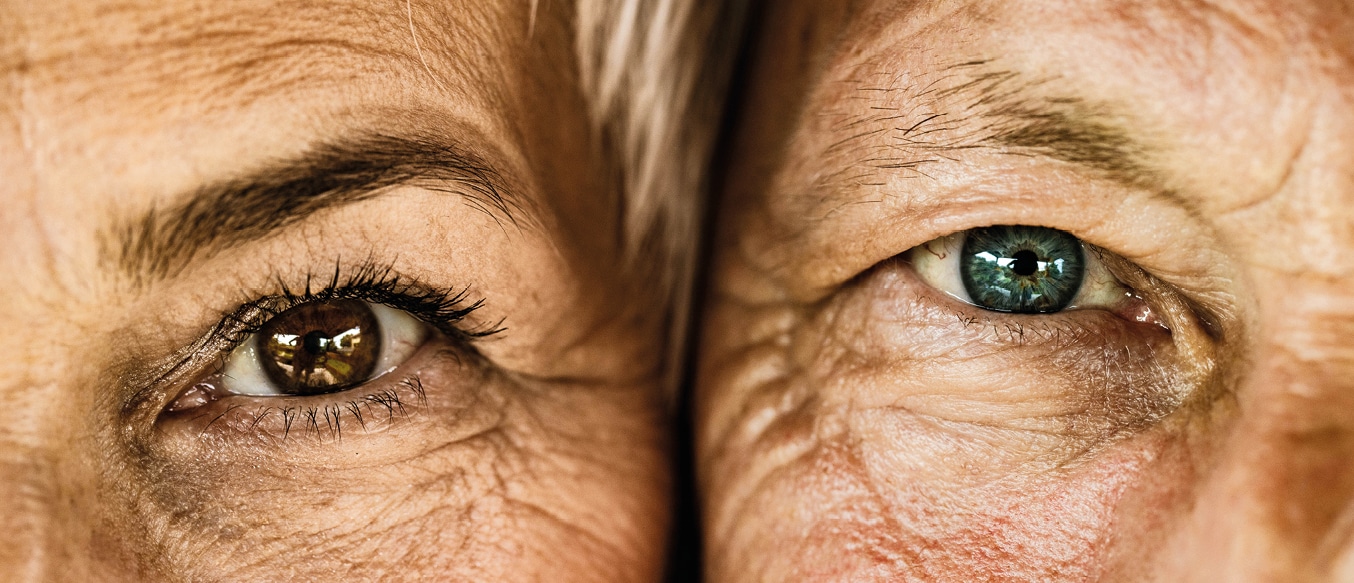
[[219, 258, 503, 346]]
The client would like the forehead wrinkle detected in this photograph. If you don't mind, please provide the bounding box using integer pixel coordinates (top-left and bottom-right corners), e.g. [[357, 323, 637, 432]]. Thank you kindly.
[[6, 0, 507, 116], [783, 0, 1312, 219]]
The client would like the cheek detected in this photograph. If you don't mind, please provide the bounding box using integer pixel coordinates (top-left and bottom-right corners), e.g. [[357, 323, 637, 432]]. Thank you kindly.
[[905, 431, 1195, 581], [715, 421, 1198, 582], [107, 359, 671, 582], [700, 261, 1214, 581]]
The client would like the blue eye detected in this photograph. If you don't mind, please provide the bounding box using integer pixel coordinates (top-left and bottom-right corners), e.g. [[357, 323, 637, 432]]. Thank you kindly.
[[909, 225, 1132, 316], [960, 226, 1085, 313]]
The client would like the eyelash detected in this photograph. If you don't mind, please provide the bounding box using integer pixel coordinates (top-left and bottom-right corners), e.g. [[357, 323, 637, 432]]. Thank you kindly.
[[212, 260, 501, 349], [196, 376, 431, 440], [164, 259, 499, 438]]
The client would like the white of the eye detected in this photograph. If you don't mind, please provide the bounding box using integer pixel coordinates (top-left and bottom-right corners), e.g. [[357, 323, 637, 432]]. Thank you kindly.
[[908, 232, 974, 305], [220, 334, 281, 396], [368, 302, 428, 376], [219, 302, 429, 397], [908, 232, 1131, 311], [1065, 251, 1133, 309]]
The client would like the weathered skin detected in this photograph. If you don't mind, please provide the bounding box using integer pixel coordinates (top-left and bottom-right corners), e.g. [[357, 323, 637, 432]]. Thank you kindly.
[[700, 1, 1354, 581], [0, 1, 671, 581]]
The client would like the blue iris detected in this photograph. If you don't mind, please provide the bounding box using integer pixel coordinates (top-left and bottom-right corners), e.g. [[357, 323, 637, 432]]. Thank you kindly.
[[960, 225, 1085, 313]]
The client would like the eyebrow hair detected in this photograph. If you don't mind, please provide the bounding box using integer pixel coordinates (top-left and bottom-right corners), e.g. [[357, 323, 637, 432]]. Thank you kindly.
[[843, 62, 1163, 194], [980, 93, 1157, 189], [113, 133, 526, 283]]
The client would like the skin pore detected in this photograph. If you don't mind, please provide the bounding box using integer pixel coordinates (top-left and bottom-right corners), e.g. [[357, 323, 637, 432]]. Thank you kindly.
[[0, 1, 671, 581], [700, 1, 1354, 581]]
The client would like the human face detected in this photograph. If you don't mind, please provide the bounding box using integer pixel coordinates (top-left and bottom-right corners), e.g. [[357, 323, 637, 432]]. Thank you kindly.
[[700, 1, 1354, 580], [0, 1, 670, 580]]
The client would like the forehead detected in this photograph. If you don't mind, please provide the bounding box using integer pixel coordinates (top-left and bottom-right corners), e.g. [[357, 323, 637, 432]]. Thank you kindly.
[[770, 0, 1354, 208], [0, 0, 534, 151], [2, 0, 515, 103]]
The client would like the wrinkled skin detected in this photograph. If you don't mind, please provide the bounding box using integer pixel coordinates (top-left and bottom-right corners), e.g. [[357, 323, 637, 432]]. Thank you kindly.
[[700, 1, 1354, 581], [0, 1, 670, 581]]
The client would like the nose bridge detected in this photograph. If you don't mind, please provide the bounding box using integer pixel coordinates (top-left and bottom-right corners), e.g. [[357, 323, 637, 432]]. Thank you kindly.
[[1182, 281, 1354, 580], [1279, 286, 1354, 577], [0, 314, 69, 582], [0, 420, 55, 582]]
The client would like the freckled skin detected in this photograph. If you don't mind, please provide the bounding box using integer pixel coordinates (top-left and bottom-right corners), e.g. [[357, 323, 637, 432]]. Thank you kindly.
[[0, 1, 672, 581], [701, 0, 1354, 581]]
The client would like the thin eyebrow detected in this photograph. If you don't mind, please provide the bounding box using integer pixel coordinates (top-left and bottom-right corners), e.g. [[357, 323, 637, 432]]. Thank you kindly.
[[112, 132, 527, 283]]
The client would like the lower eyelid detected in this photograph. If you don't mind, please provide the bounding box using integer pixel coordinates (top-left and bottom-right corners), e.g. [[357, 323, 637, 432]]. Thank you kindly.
[[157, 342, 471, 442], [830, 264, 1188, 439], [872, 255, 1163, 348]]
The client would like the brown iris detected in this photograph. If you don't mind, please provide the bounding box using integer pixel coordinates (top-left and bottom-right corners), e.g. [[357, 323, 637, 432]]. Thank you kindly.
[[257, 300, 381, 396]]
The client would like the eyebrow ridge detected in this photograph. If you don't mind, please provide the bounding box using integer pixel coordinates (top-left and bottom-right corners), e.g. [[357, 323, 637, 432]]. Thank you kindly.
[[113, 132, 526, 283], [980, 93, 1156, 188], [812, 58, 1211, 226], [918, 62, 1158, 186]]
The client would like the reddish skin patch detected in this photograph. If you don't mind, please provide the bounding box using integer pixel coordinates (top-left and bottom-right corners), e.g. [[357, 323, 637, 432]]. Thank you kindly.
[[165, 383, 219, 413], [734, 430, 1195, 582]]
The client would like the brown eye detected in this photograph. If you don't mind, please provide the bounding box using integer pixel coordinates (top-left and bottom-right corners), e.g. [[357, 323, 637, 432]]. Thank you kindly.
[[210, 299, 429, 400], [257, 300, 381, 396]]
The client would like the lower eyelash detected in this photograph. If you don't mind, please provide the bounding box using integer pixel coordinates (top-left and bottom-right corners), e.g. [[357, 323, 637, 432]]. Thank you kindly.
[[875, 259, 1166, 350], [178, 375, 431, 441]]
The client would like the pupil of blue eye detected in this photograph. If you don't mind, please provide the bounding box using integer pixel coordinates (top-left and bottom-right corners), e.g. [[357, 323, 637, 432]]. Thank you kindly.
[[959, 225, 1085, 313]]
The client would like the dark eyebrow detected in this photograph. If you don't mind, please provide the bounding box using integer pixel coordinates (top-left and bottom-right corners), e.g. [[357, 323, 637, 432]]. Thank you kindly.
[[113, 132, 527, 283]]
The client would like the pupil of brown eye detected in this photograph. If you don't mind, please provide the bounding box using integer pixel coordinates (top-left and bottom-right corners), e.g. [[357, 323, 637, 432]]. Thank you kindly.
[[257, 300, 381, 396]]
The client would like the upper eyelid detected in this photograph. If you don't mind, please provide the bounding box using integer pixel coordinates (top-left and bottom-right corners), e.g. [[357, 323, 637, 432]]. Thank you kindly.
[[211, 266, 496, 356], [756, 164, 1223, 305]]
